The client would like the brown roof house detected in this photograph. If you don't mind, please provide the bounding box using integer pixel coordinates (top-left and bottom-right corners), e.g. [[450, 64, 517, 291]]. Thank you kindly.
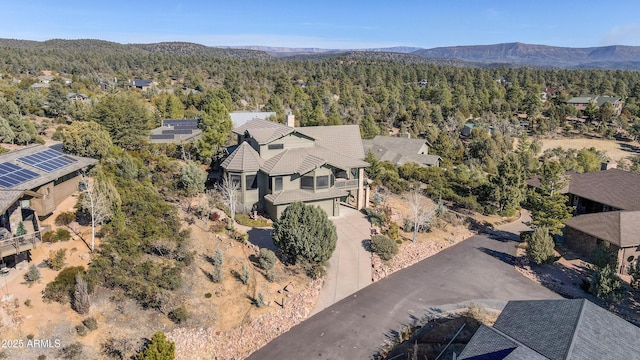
[[362, 135, 440, 167], [459, 299, 640, 360], [0, 145, 97, 263], [565, 94, 623, 116], [220, 115, 369, 220], [530, 168, 640, 274]]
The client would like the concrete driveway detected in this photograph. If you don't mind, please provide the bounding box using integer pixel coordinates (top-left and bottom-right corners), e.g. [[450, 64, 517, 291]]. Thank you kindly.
[[310, 206, 373, 316], [248, 215, 560, 360]]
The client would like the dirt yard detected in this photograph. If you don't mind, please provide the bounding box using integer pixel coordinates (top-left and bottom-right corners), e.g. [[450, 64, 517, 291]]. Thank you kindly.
[[538, 137, 640, 161], [0, 196, 316, 360]]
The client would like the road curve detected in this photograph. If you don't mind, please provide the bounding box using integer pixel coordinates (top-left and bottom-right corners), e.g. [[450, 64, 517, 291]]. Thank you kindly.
[[247, 226, 560, 360]]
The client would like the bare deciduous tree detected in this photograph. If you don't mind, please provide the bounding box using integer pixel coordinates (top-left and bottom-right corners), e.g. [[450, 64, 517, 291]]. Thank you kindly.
[[73, 272, 90, 314], [79, 174, 119, 252], [405, 188, 434, 242], [218, 175, 240, 227]]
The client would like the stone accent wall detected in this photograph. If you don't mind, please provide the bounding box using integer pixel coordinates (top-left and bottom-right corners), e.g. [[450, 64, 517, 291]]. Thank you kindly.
[[564, 226, 600, 255]]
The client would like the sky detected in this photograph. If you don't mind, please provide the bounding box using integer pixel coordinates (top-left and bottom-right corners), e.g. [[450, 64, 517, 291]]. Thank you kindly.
[[2, 1, 640, 49]]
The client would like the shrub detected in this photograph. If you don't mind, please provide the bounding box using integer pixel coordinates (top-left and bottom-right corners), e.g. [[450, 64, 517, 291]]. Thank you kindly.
[[265, 269, 275, 282], [258, 248, 277, 271], [254, 293, 265, 308], [235, 213, 270, 227], [228, 229, 248, 243], [55, 211, 76, 226], [59, 342, 83, 359], [590, 265, 625, 303], [137, 332, 175, 360], [204, 292, 212, 298], [209, 221, 225, 233], [42, 230, 56, 243], [526, 227, 555, 265], [628, 260, 640, 289], [519, 230, 533, 243], [589, 244, 618, 269], [54, 229, 72, 242], [75, 325, 88, 337], [47, 249, 67, 270], [273, 202, 337, 270], [82, 317, 98, 331], [213, 249, 224, 267], [24, 264, 41, 283], [239, 264, 250, 285], [24, 299, 31, 307], [361, 207, 386, 227], [208, 267, 222, 283], [384, 222, 400, 241], [168, 306, 189, 324], [370, 235, 399, 261], [43, 266, 84, 304]]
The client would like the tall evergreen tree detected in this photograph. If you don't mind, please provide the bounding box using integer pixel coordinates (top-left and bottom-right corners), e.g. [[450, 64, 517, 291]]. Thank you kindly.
[[490, 153, 526, 216]]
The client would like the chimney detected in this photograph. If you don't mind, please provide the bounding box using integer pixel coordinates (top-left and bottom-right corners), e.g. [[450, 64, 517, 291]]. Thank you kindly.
[[601, 161, 618, 171], [286, 109, 295, 128]]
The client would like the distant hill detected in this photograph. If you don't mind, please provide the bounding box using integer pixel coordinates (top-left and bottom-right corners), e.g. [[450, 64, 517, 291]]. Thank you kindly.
[[411, 42, 640, 69], [1, 39, 639, 69]]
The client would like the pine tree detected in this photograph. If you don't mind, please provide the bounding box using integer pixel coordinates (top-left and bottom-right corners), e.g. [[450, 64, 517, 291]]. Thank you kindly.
[[590, 265, 625, 303], [490, 153, 526, 216], [272, 202, 337, 277], [527, 160, 574, 235], [526, 227, 555, 265], [138, 332, 175, 360]]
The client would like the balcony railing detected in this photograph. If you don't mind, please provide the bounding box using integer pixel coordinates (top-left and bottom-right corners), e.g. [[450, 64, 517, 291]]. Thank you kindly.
[[0, 231, 42, 258], [335, 179, 359, 189]]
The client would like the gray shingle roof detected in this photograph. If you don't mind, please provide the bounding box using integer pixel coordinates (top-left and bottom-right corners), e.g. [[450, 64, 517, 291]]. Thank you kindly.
[[459, 325, 547, 360], [229, 111, 276, 128], [264, 188, 347, 206], [565, 210, 640, 248], [260, 149, 326, 176], [362, 135, 440, 166], [0, 145, 98, 191], [460, 299, 640, 360], [232, 119, 294, 144], [296, 125, 366, 160], [565, 169, 640, 211], [220, 142, 264, 172], [527, 169, 640, 211]]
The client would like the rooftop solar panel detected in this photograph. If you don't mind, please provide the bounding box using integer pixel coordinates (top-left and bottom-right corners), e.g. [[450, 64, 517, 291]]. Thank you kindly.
[[0, 162, 40, 188], [17, 148, 78, 173]]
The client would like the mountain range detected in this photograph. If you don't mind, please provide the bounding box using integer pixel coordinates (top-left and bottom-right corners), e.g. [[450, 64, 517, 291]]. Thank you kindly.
[[1, 39, 640, 70]]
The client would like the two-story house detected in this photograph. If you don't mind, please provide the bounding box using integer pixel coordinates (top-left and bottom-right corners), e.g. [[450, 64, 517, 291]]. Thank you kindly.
[[220, 118, 369, 220]]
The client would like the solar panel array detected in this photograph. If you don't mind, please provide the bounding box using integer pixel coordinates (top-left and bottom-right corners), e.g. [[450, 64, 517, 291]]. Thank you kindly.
[[0, 162, 40, 188], [17, 148, 77, 173]]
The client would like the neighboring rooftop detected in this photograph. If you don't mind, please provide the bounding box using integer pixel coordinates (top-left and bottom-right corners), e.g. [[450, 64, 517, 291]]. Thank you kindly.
[[362, 135, 440, 167], [149, 118, 202, 144], [0, 145, 97, 191], [459, 299, 640, 360], [565, 210, 640, 248], [567, 169, 640, 211], [229, 111, 276, 128], [565, 94, 621, 107]]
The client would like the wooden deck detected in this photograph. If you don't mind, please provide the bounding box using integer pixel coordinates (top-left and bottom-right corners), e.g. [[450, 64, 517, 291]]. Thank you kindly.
[[0, 231, 42, 258]]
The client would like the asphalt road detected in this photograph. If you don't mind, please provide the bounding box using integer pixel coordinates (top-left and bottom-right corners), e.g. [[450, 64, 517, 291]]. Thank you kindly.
[[248, 224, 560, 360]]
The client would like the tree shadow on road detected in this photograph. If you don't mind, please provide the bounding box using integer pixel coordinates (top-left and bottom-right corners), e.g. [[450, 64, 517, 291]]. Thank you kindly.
[[246, 228, 276, 250], [483, 229, 520, 243], [478, 247, 516, 265]]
